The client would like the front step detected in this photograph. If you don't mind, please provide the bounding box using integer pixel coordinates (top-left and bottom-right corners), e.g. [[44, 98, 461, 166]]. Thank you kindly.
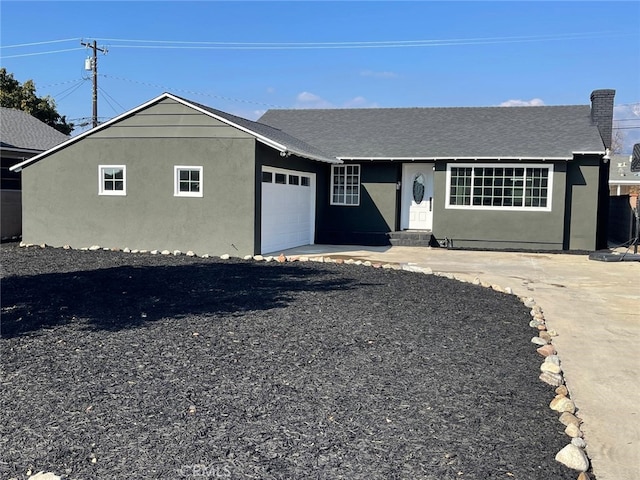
[[387, 230, 438, 247]]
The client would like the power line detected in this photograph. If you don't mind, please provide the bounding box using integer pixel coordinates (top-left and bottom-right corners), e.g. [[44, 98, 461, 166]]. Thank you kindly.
[[1, 47, 85, 59], [93, 31, 635, 50], [101, 74, 287, 108], [1, 38, 82, 49]]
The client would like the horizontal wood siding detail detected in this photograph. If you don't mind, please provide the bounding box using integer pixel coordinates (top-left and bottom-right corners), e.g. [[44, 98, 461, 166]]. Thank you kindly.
[[91, 97, 254, 139], [92, 125, 254, 139]]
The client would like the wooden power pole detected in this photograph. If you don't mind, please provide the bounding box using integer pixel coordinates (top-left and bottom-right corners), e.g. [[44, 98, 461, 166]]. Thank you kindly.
[[80, 40, 107, 128]]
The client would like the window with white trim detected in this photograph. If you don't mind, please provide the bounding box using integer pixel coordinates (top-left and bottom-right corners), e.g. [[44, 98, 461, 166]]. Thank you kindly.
[[331, 164, 360, 206], [446, 164, 552, 210], [174, 166, 203, 197], [99, 165, 126, 195]]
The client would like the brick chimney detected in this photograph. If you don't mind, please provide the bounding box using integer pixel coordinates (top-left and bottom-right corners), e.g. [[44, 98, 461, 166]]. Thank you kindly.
[[590, 89, 616, 150]]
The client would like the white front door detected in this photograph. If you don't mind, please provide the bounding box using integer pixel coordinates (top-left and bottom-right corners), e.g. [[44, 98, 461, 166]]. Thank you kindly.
[[401, 163, 434, 230]]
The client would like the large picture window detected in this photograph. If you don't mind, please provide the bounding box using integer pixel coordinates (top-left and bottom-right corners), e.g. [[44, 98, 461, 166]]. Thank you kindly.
[[99, 165, 126, 196], [446, 164, 552, 211], [331, 164, 360, 206], [174, 166, 203, 197]]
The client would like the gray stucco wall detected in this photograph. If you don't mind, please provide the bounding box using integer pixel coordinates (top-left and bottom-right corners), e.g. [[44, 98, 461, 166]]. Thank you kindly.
[[316, 162, 399, 245], [21, 98, 258, 256], [432, 161, 568, 250], [565, 156, 602, 251]]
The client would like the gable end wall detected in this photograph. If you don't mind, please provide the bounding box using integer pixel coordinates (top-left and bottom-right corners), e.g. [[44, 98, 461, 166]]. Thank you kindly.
[[21, 98, 258, 256]]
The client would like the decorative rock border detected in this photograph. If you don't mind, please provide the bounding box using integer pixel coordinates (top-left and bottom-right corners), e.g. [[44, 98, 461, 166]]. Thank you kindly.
[[16, 243, 592, 479]]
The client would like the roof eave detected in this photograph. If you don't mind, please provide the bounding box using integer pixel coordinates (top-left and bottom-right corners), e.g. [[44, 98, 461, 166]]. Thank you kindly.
[[337, 156, 575, 161]]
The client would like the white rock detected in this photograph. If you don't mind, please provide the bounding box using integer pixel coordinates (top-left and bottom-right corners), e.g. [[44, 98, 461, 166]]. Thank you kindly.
[[550, 395, 576, 413], [572, 437, 587, 448], [186, 251, 196, 257], [220, 254, 230, 260], [63, 244, 71, 250], [299, 256, 309, 262], [539, 371, 564, 386], [363, 261, 372, 267], [123, 247, 131, 253], [139, 250, 147, 253], [555, 444, 589, 472], [504, 287, 513, 294], [89, 245, 101, 251], [545, 355, 561, 366], [243, 255, 252, 260], [131, 249, 139, 254], [382, 264, 394, 269], [28, 473, 62, 480], [173, 250, 182, 256], [161, 250, 171, 255], [201, 254, 210, 258], [253, 255, 264, 261], [472, 277, 481, 285], [265, 256, 274, 262], [540, 362, 562, 374], [565, 423, 583, 438], [151, 250, 158, 255], [531, 336, 548, 346]]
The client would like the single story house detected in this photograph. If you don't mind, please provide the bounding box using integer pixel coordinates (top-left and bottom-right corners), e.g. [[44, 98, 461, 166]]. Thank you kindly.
[[1, 107, 69, 239], [11, 89, 615, 255]]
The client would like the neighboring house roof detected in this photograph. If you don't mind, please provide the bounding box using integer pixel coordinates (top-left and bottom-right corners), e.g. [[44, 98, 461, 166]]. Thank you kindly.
[[609, 154, 640, 185], [258, 105, 606, 160], [10, 93, 339, 172], [0, 107, 69, 152]]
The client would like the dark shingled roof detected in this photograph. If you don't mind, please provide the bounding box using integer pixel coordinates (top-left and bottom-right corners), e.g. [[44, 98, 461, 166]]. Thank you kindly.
[[258, 105, 606, 159], [1, 107, 69, 151]]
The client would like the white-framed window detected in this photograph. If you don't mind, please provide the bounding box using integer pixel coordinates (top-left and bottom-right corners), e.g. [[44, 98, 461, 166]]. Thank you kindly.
[[446, 163, 553, 211], [331, 164, 360, 206], [174, 166, 203, 197], [99, 165, 126, 196], [262, 167, 311, 187]]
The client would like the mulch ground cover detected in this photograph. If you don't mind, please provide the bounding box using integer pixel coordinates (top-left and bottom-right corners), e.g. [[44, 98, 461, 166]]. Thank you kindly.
[[0, 244, 577, 479]]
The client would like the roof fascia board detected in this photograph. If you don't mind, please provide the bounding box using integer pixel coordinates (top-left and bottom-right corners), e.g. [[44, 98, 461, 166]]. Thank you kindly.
[[609, 179, 640, 184], [572, 151, 606, 155], [10, 92, 174, 172], [338, 156, 573, 161]]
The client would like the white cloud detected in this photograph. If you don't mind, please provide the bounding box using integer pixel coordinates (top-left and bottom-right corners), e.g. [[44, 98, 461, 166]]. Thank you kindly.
[[294, 92, 378, 109], [499, 98, 545, 107], [360, 70, 398, 79], [295, 91, 334, 109], [344, 96, 378, 108]]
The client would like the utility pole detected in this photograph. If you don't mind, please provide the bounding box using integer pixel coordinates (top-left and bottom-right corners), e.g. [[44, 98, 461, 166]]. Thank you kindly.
[[80, 40, 107, 128]]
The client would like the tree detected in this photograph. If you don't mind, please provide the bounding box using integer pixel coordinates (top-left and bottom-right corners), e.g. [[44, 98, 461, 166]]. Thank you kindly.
[[0, 68, 74, 135]]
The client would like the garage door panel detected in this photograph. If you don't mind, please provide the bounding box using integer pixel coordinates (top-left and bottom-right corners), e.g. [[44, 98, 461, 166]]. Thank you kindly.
[[261, 168, 315, 254]]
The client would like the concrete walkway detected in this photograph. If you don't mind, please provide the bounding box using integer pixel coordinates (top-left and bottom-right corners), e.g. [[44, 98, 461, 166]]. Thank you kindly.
[[278, 245, 640, 480]]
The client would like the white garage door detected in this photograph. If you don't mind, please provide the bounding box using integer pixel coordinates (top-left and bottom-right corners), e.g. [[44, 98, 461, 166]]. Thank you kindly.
[[261, 167, 316, 254]]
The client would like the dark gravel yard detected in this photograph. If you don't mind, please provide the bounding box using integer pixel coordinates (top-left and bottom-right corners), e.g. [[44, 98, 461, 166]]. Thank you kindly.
[[0, 244, 576, 479]]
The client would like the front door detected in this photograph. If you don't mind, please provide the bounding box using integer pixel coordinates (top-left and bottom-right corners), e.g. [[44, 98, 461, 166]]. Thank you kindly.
[[401, 163, 434, 230]]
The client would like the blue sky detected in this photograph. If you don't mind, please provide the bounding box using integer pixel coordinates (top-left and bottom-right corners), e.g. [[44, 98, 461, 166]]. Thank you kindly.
[[1, 1, 639, 152]]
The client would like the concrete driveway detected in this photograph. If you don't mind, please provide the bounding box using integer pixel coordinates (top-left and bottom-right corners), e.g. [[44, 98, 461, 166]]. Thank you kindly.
[[279, 245, 640, 480]]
